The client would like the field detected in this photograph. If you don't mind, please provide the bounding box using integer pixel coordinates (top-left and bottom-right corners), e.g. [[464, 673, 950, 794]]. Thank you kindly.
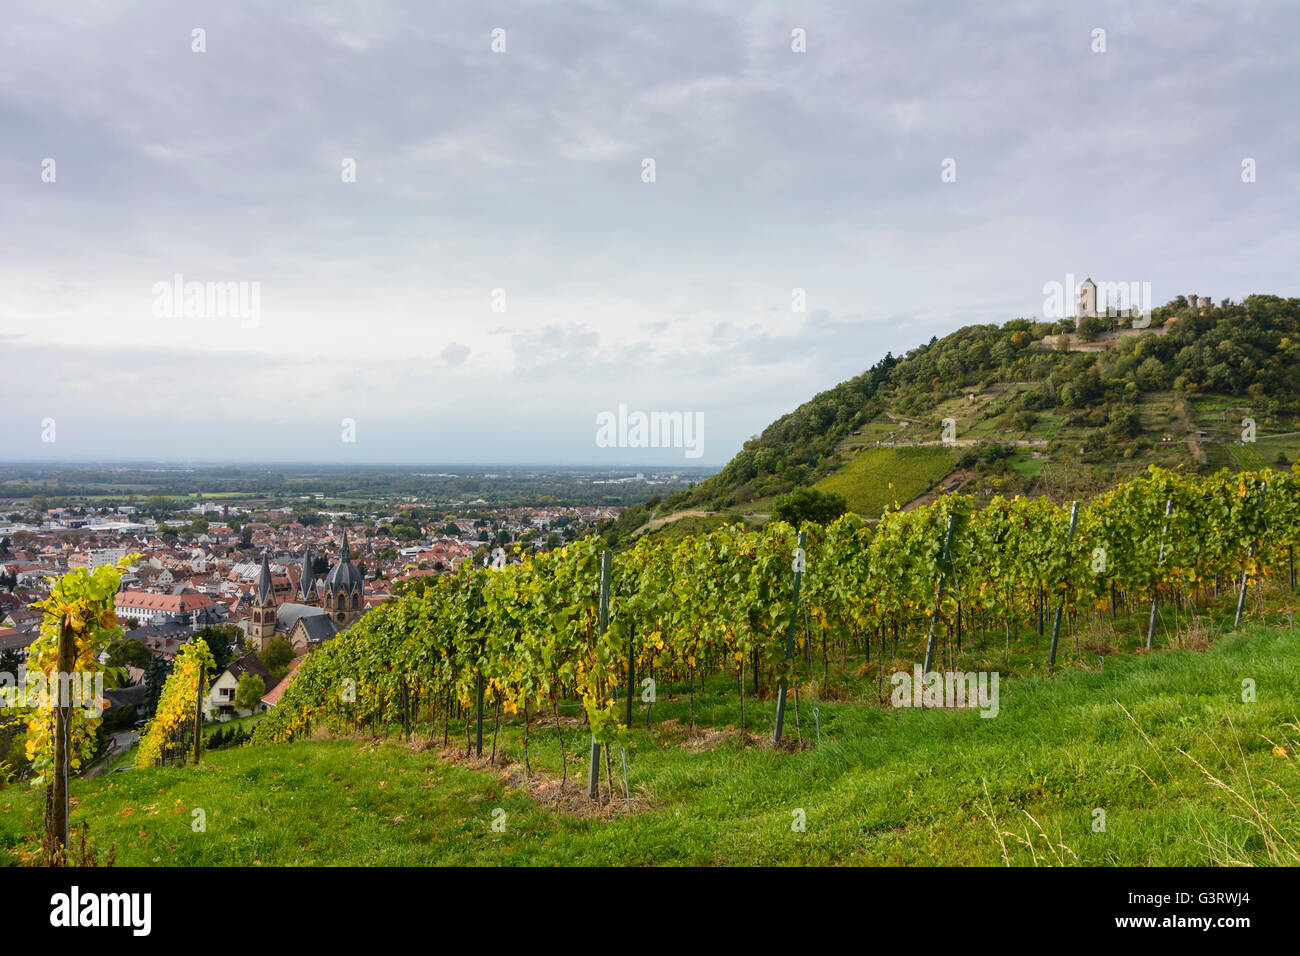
[[4, 621, 1297, 866], [812, 446, 956, 516]]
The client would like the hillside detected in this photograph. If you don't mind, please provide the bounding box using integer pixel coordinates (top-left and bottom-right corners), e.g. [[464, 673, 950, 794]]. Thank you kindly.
[[639, 294, 1300, 532], [4, 623, 1296, 866]]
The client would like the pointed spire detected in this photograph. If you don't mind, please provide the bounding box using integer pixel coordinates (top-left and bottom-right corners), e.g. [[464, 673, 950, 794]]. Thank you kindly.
[[299, 548, 314, 601], [340, 528, 351, 562], [256, 550, 275, 606]]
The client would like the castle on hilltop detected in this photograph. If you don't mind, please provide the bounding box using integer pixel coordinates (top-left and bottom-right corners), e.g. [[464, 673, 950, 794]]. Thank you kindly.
[[1076, 277, 1210, 320]]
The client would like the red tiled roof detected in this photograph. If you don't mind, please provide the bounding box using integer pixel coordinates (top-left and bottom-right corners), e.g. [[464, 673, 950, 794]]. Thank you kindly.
[[260, 657, 303, 707], [115, 590, 214, 612]]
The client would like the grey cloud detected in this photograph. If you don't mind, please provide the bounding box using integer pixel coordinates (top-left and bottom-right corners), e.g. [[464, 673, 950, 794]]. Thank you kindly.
[[441, 342, 471, 366], [0, 0, 1297, 464]]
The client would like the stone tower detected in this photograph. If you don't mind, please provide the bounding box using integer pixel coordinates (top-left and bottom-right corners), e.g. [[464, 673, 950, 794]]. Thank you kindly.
[[1077, 278, 1098, 319], [323, 529, 364, 630], [250, 550, 278, 650]]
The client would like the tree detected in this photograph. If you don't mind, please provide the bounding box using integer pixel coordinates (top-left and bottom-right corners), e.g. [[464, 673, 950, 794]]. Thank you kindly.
[[143, 657, 173, 718], [1076, 317, 1106, 342], [1012, 410, 1038, 432], [770, 487, 849, 527], [143, 495, 173, 519], [233, 673, 266, 713], [1135, 356, 1169, 391], [23, 562, 127, 863], [0, 647, 25, 675], [259, 635, 295, 682], [1106, 406, 1142, 440], [193, 625, 240, 673], [106, 638, 153, 669]]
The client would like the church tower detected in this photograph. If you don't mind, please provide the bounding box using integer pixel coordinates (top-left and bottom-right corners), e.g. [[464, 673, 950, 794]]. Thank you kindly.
[[323, 529, 364, 630], [298, 548, 316, 606], [250, 551, 278, 650]]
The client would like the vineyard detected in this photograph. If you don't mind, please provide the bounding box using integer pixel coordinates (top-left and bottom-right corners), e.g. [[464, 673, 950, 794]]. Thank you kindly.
[[253, 466, 1298, 776]]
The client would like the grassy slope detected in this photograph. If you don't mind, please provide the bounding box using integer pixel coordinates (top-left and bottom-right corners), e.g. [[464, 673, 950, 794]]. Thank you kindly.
[[3, 624, 1297, 866], [812, 446, 956, 517]]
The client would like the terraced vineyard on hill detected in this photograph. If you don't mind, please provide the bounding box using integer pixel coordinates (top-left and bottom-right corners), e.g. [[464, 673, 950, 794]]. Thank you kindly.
[[649, 296, 1300, 531]]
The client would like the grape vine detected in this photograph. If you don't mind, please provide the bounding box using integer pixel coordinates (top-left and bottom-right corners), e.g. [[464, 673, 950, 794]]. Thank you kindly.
[[253, 467, 1298, 748]]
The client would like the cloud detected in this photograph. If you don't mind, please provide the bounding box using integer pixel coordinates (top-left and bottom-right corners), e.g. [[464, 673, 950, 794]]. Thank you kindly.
[[509, 324, 601, 378], [0, 0, 1297, 465], [440, 342, 471, 366]]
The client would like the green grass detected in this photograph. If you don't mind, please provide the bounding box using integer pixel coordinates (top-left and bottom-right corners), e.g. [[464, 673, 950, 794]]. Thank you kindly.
[[1009, 453, 1044, 477], [204, 713, 265, 739], [813, 446, 956, 517], [4, 620, 1297, 866]]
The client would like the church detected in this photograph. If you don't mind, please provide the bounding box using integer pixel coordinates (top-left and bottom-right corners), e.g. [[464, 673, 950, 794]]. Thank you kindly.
[[248, 530, 367, 653]]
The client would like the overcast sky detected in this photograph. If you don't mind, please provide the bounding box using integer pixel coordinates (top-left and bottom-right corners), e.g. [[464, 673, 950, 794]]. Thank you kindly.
[[1, 0, 1297, 466]]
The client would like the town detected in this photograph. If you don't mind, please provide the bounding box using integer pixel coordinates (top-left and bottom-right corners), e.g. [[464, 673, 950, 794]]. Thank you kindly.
[[0, 490, 631, 763]]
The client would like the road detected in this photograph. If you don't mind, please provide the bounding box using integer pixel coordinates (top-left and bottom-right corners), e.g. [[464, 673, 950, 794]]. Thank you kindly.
[[84, 729, 138, 779]]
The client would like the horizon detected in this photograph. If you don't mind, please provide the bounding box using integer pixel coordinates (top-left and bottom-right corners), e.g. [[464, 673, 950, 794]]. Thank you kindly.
[[0, 458, 716, 470]]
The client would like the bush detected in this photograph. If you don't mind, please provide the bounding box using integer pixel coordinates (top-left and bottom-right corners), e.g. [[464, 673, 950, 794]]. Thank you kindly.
[[770, 487, 849, 527], [259, 636, 295, 683]]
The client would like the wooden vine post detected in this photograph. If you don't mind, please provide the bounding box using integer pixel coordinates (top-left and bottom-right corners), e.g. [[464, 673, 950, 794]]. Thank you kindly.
[[193, 658, 206, 765], [588, 549, 612, 799], [1146, 499, 1173, 650], [1047, 501, 1079, 673], [48, 618, 74, 866], [773, 530, 807, 743], [475, 671, 485, 757], [922, 515, 957, 674], [625, 622, 635, 728], [1235, 481, 1267, 629]]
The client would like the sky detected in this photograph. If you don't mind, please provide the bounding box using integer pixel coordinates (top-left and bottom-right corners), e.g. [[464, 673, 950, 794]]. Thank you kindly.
[[1, 0, 1297, 466]]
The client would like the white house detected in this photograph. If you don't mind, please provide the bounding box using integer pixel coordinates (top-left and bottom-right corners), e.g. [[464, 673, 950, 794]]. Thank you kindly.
[[202, 653, 273, 721]]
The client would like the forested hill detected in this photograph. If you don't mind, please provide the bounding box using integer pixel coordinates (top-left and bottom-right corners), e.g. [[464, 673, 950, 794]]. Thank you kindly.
[[652, 294, 1300, 529]]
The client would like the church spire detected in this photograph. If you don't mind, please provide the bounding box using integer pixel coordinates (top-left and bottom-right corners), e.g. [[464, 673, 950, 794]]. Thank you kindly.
[[299, 548, 314, 602], [256, 550, 275, 606], [340, 528, 350, 562]]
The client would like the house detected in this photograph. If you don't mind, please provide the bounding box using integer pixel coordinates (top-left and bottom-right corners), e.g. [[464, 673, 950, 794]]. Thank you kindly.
[[0, 625, 35, 657], [121, 622, 192, 659], [103, 683, 148, 722], [115, 590, 215, 627], [2, 608, 42, 634], [203, 653, 273, 721]]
